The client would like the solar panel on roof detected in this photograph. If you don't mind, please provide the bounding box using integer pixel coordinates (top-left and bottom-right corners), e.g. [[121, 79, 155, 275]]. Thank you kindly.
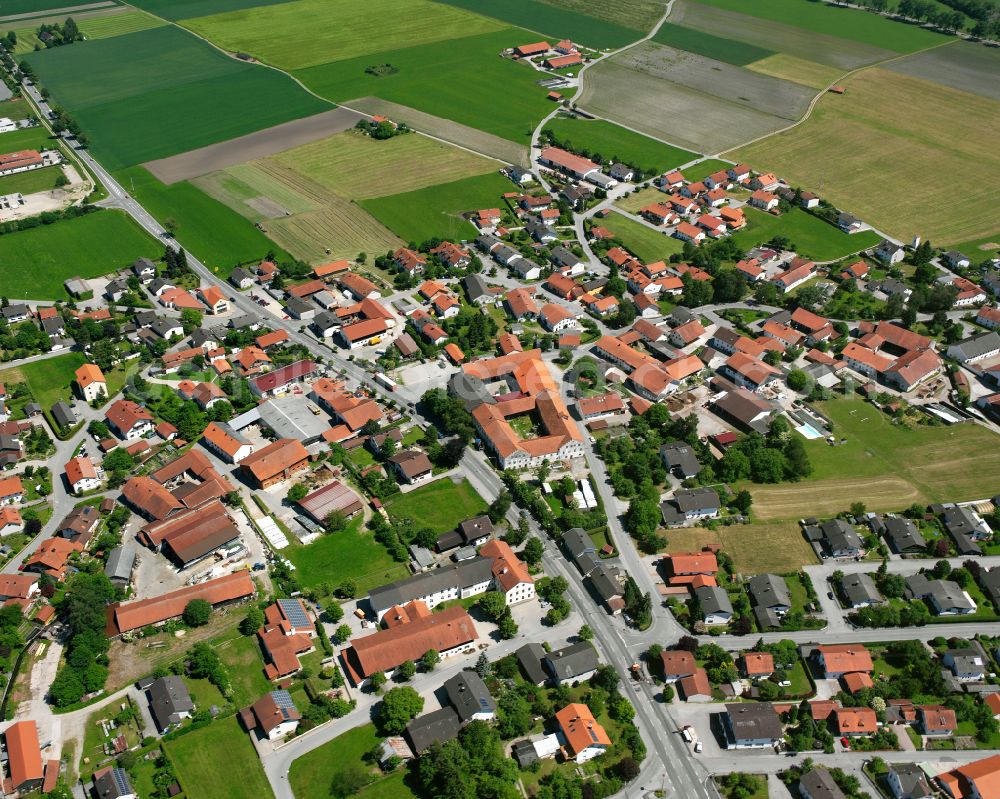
[[278, 598, 310, 629], [113, 768, 132, 794], [588, 728, 600, 743], [478, 698, 490, 709], [271, 689, 296, 710]]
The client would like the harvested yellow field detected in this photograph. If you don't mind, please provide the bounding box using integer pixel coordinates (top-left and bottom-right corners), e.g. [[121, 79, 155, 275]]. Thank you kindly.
[[746, 53, 844, 90], [267, 204, 403, 263], [271, 129, 497, 200], [729, 67, 1000, 245], [664, 521, 818, 573], [749, 475, 926, 521]]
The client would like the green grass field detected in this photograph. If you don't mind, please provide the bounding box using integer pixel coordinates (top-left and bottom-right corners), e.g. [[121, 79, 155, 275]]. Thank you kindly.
[[692, 0, 947, 52], [289, 724, 418, 799], [601, 212, 683, 262], [0, 125, 58, 153], [730, 207, 880, 261], [0, 351, 86, 409], [24, 25, 328, 170], [432, 0, 643, 48], [746, 53, 846, 90], [653, 22, 775, 65], [664, 521, 819, 573], [166, 717, 274, 799], [0, 165, 62, 195], [0, 0, 109, 17], [541, 0, 664, 32], [115, 166, 288, 273], [183, 0, 504, 70], [0, 210, 159, 299], [385, 478, 488, 534], [129, 0, 294, 20], [214, 634, 272, 707], [748, 399, 1000, 520], [295, 29, 552, 145], [285, 518, 409, 596], [543, 116, 697, 174], [77, 9, 167, 39], [0, 98, 31, 120], [360, 171, 513, 242]]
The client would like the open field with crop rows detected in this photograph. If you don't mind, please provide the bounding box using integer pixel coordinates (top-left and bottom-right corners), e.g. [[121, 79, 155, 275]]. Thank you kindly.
[[730, 68, 1000, 245], [77, 8, 166, 38], [652, 22, 775, 65], [128, 0, 294, 20], [539, 0, 664, 32], [23, 25, 328, 169]]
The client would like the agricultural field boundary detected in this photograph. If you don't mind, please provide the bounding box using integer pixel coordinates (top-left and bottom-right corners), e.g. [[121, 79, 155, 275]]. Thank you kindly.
[[143, 107, 365, 183]]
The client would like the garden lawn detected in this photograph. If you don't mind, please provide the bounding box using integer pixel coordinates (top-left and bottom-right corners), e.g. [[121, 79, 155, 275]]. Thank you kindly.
[[166, 717, 274, 799], [0, 211, 159, 299], [182, 676, 227, 713], [182, 0, 504, 70], [683, 159, 735, 182], [600, 212, 683, 263], [285, 517, 408, 596], [748, 399, 1000, 520], [0, 165, 63, 196], [289, 723, 418, 799], [653, 22, 774, 65], [730, 207, 880, 261], [295, 29, 553, 145], [692, 0, 947, 52], [543, 116, 696, 174], [213, 634, 272, 707], [14, 351, 106, 408], [23, 25, 328, 170], [432, 0, 642, 48], [360, 171, 513, 242], [115, 166, 287, 273], [385, 478, 488, 534]]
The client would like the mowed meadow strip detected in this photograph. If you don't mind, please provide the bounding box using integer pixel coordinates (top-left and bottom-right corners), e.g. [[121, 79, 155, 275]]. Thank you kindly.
[[729, 68, 1000, 245], [128, 0, 296, 20], [271, 129, 498, 200], [432, 0, 644, 48], [0, 210, 160, 299], [690, 0, 947, 52], [76, 9, 166, 39], [181, 0, 505, 70], [23, 25, 328, 169], [296, 29, 553, 145], [652, 22, 775, 65]]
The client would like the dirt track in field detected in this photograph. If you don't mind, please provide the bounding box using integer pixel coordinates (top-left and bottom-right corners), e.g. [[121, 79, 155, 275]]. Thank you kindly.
[[143, 107, 364, 183]]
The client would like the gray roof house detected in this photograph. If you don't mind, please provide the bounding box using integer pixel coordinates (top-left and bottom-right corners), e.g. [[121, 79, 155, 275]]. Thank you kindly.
[[819, 519, 862, 558], [946, 331, 1000, 364], [543, 641, 599, 684], [230, 266, 255, 289], [562, 528, 595, 561], [747, 574, 791, 615], [515, 643, 549, 685], [905, 574, 976, 615], [942, 648, 986, 681], [93, 766, 134, 799], [660, 441, 701, 479], [722, 703, 783, 749], [840, 573, 882, 609], [886, 763, 933, 799], [878, 516, 926, 554], [51, 401, 77, 430], [660, 487, 720, 527], [405, 707, 461, 754], [799, 768, 847, 799], [943, 506, 992, 541], [549, 246, 581, 270], [368, 557, 493, 620], [444, 671, 496, 722], [461, 274, 490, 305], [104, 546, 135, 588], [147, 675, 194, 731], [694, 585, 733, 626], [981, 566, 1000, 607], [585, 563, 626, 615]]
